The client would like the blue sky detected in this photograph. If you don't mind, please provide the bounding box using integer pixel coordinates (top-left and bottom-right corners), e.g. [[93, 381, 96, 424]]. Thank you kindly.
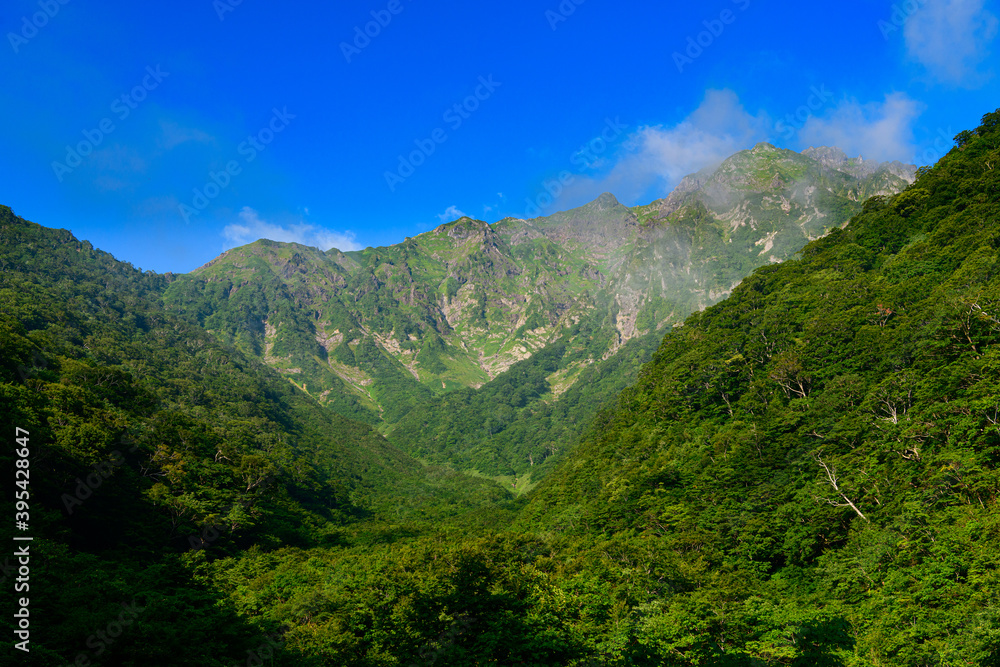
[[2, 0, 998, 273]]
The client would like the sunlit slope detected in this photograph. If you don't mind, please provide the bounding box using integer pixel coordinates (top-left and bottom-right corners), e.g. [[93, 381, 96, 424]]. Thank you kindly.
[[517, 111, 1000, 664], [163, 146, 914, 437]]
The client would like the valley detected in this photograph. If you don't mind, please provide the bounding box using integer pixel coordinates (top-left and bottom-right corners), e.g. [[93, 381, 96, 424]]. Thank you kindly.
[[162, 143, 916, 482], [3, 112, 1000, 665]]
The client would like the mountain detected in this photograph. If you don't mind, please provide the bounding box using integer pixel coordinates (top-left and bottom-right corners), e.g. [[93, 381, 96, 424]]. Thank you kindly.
[[174, 109, 994, 667], [3, 109, 997, 666], [0, 206, 511, 664], [164, 146, 915, 413], [162, 145, 915, 483], [513, 109, 1000, 663]]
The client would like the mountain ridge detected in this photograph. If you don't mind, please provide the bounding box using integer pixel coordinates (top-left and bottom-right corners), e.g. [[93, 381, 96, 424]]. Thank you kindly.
[[151, 143, 919, 484], [3, 108, 998, 665], [163, 145, 916, 435]]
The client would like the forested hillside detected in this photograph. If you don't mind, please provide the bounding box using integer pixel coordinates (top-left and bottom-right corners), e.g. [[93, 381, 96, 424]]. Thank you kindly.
[[0, 207, 509, 665], [1, 109, 996, 665], [191, 109, 998, 666], [385, 328, 664, 487], [514, 108, 1000, 664]]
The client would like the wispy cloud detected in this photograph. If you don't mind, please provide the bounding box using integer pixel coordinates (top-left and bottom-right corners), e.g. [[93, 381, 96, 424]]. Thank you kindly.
[[436, 205, 467, 222], [158, 120, 215, 150], [904, 0, 999, 87], [631, 89, 772, 184], [222, 207, 361, 251], [553, 89, 772, 206], [797, 93, 925, 162]]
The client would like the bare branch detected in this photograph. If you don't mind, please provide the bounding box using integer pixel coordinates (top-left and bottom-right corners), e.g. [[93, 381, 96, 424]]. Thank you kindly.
[[815, 454, 869, 523]]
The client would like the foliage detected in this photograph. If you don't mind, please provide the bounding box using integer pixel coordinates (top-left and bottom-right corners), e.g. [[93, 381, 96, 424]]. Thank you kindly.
[[0, 208, 509, 664], [2, 110, 997, 665], [517, 108, 1000, 664]]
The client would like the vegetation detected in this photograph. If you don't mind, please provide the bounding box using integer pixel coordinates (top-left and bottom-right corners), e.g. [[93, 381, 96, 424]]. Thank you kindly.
[[2, 111, 997, 665], [387, 325, 663, 482], [516, 109, 1000, 664], [161, 147, 913, 489], [0, 209, 509, 665]]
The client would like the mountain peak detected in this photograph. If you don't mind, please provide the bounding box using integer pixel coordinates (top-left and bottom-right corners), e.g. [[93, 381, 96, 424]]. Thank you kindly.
[[591, 192, 621, 208], [430, 216, 494, 243], [750, 142, 779, 153], [802, 146, 849, 163]]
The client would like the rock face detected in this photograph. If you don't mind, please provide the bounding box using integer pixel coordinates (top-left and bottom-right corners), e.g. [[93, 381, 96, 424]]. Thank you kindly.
[[162, 145, 916, 424], [802, 146, 918, 182]]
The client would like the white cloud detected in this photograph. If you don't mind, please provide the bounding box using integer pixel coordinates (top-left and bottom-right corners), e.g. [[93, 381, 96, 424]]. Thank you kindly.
[[797, 93, 925, 163], [158, 120, 215, 150], [904, 0, 999, 87], [436, 205, 467, 223], [632, 89, 773, 184], [547, 89, 772, 208], [222, 207, 361, 252]]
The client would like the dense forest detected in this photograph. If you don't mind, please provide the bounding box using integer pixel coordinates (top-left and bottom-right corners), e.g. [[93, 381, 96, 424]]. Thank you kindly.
[[0, 210, 511, 665], [1, 108, 999, 665]]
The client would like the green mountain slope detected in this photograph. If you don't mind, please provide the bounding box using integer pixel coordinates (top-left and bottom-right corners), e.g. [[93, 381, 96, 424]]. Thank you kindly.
[[512, 109, 1000, 664], [2, 111, 995, 667], [173, 112, 998, 667], [0, 207, 509, 665], [163, 147, 913, 415], [162, 146, 915, 484]]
